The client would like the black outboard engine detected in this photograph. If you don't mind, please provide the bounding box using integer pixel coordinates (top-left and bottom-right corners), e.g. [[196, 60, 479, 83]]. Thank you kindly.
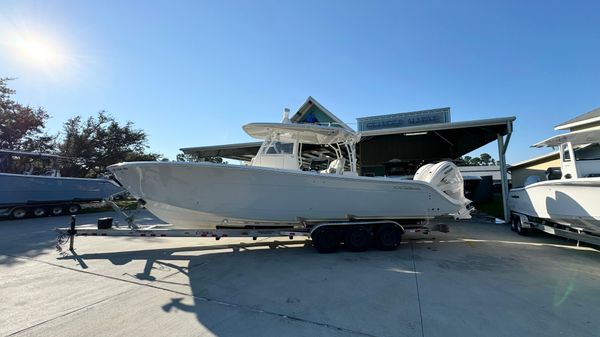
[[545, 167, 562, 180]]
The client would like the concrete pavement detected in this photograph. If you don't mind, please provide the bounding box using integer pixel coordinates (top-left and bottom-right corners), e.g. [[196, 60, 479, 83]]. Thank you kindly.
[[1, 211, 599, 337]]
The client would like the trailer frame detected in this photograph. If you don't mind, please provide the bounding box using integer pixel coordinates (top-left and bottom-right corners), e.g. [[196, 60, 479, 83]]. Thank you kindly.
[[1, 201, 84, 219], [56, 214, 449, 253], [56, 197, 452, 253], [510, 211, 600, 247]]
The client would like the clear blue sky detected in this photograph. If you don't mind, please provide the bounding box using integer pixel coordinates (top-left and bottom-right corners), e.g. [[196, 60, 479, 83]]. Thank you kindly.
[[1, 0, 599, 164]]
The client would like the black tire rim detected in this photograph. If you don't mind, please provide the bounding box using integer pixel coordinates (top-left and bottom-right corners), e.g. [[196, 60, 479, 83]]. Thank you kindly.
[[315, 228, 338, 252], [12, 209, 27, 219], [379, 229, 398, 246], [346, 228, 370, 250], [379, 228, 400, 247]]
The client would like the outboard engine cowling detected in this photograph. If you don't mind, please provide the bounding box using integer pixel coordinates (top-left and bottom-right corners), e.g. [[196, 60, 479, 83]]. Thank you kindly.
[[414, 161, 471, 219], [413, 163, 435, 181]]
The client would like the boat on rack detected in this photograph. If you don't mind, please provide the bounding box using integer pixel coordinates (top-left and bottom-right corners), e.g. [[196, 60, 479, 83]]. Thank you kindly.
[[509, 129, 600, 235], [109, 120, 472, 229]]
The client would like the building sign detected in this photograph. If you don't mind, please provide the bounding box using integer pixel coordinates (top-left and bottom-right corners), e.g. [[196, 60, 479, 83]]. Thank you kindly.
[[357, 107, 451, 131]]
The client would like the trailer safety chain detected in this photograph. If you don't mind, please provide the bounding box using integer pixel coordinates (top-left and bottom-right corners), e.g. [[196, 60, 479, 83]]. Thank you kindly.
[[55, 233, 70, 254]]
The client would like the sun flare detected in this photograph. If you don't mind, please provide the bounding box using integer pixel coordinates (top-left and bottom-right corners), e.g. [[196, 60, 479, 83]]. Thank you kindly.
[[15, 36, 63, 68]]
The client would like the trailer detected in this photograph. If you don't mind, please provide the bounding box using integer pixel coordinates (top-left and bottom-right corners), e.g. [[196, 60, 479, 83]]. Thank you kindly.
[[1, 201, 84, 219], [56, 202, 450, 254], [510, 212, 600, 247], [1, 194, 126, 219]]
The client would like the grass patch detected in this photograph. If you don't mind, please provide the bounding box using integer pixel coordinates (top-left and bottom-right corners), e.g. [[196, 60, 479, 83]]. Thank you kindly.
[[79, 200, 139, 214]]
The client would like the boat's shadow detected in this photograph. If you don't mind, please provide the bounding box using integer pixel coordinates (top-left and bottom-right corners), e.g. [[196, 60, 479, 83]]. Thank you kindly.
[[57, 240, 420, 335]]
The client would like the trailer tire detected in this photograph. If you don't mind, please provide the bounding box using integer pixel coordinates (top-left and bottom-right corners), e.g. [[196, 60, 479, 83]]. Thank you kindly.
[[51, 206, 64, 216], [374, 224, 403, 251], [67, 204, 81, 214], [344, 226, 371, 252], [10, 208, 28, 219], [515, 217, 529, 236], [312, 227, 339, 253], [510, 215, 518, 232], [33, 207, 46, 217]]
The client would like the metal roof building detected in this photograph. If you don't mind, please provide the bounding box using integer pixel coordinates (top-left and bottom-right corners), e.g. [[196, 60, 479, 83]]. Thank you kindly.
[[555, 106, 600, 131]]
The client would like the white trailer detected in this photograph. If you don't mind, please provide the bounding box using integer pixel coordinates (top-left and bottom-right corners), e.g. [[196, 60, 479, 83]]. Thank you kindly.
[[509, 212, 600, 247], [56, 202, 450, 254]]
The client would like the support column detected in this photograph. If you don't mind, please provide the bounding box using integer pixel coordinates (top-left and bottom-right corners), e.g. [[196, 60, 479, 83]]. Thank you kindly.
[[497, 133, 510, 222]]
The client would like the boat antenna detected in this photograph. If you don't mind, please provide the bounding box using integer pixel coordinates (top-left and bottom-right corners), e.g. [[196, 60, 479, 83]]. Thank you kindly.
[[282, 108, 291, 124]]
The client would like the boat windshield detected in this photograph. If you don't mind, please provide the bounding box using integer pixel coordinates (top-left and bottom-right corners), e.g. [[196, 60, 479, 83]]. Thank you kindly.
[[575, 144, 600, 161], [263, 140, 294, 155], [0, 152, 60, 176]]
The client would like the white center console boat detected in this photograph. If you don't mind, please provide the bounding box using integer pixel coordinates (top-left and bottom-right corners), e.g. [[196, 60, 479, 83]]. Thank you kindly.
[[109, 120, 472, 230], [509, 129, 600, 237]]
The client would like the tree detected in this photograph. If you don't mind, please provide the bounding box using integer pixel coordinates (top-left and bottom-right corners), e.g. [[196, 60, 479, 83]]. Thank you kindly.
[[470, 157, 482, 166], [59, 111, 161, 177], [458, 153, 497, 166], [0, 78, 56, 152], [176, 151, 224, 163], [480, 153, 492, 165]]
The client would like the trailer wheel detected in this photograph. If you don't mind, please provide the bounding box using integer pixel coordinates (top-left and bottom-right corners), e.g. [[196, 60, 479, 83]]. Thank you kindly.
[[515, 217, 529, 236], [312, 227, 339, 253], [374, 224, 403, 251], [67, 204, 81, 214], [344, 226, 371, 252], [33, 207, 46, 217], [51, 206, 64, 216], [10, 208, 28, 219], [510, 215, 517, 232]]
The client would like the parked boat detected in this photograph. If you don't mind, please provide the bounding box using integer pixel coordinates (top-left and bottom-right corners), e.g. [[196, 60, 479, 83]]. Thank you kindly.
[[0, 150, 123, 219], [109, 120, 472, 229], [509, 129, 600, 235]]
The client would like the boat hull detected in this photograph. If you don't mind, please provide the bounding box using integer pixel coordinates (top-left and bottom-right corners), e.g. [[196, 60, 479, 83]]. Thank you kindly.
[[509, 179, 600, 234], [109, 162, 469, 229], [0, 173, 124, 207]]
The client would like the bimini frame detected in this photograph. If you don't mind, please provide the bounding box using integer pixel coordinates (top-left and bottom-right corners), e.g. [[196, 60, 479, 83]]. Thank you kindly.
[[243, 122, 360, 173]]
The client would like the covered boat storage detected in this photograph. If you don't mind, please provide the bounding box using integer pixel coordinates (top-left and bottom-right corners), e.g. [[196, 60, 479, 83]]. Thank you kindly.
[[181, 97, 515, 220]]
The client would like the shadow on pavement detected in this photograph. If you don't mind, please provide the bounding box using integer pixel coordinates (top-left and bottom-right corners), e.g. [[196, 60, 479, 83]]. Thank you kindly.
[[0, 210, 167, 266], [54, 230, 600, 337], [57, 241, 422, 336]]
